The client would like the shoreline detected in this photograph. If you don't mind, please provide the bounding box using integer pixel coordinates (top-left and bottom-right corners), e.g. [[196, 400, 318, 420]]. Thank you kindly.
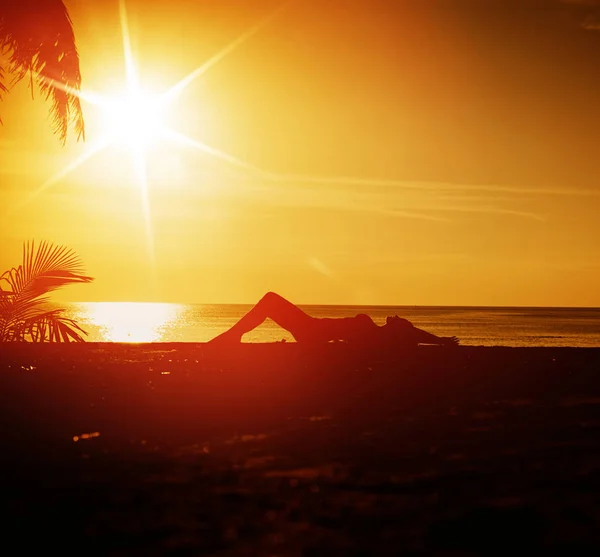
[[3, 341, 599, 349]]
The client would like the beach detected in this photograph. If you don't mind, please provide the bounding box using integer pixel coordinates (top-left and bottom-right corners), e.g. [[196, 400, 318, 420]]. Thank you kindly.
[[2, 343, 600, 555]]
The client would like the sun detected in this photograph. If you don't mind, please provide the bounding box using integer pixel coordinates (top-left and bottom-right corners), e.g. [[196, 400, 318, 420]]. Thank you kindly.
[[30, 0, 286, 191], [22, 0, 288, 263], [103, 90, 166, 150]]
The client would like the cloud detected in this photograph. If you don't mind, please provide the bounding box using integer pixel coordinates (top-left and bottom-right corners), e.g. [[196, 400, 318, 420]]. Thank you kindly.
[[260, 172, 600, 198], [231, 178, 549, 223]]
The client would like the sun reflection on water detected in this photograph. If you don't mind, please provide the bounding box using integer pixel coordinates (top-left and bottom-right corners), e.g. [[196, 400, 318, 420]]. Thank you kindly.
[[80, 302, 184, 342]]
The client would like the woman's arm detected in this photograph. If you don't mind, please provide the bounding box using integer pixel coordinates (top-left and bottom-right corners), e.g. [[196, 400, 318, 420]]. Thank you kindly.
[[411, 327, 459, 346]]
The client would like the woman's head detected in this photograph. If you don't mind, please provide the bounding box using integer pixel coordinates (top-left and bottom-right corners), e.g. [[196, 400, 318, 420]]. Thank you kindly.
[[385, 315, 413, 329], [382, 315, 417, 347]]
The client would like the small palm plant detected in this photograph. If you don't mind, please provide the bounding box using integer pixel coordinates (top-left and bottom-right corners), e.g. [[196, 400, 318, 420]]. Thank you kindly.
[[0, 241, 93, 342]]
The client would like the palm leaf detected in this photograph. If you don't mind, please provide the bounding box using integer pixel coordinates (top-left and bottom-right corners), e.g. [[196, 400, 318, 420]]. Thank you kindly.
[[0, 64, 7, 96], [20, 309, 87, 343], [0, 0, 85, 143], [0, 64, 8, 124], [13, 240, 92, 297], [0, 240, 93, 342]]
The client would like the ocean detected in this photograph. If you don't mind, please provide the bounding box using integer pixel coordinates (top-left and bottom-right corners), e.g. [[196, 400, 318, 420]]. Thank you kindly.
[[61, 303, 600, 347]]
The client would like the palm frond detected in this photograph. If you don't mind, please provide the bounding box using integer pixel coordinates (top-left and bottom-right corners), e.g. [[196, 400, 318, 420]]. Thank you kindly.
[[1, 243, 91, 322], [0, 64, 8, 124], [0, 293, 52, 333], [0, 0, 85, 143], [16, 239, 92, 296], [21, 309, 87, 342], [0, 240, 93, 342]]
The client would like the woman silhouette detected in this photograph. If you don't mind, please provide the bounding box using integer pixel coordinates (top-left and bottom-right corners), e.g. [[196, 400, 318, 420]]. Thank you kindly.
[[209, 292, 459, 347]]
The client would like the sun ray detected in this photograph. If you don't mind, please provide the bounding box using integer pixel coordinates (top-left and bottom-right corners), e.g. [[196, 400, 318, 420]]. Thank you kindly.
[[159, 2, 290, 106], [164, 129, 264, 174], [38, 136, 111, 189], [119, 0, 139, 92], [37, 76, 108, 107], [132, 146, 156, 265], [5, 137, 112, 216], [115, 0, 156, 270]]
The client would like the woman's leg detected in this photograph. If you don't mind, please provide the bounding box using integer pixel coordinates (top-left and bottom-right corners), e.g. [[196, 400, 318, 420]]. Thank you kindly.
[[210, 292, 316, 342]]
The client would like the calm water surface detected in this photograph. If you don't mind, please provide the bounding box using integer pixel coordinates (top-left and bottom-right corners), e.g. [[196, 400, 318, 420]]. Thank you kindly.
[[63, 303, 600, 347]]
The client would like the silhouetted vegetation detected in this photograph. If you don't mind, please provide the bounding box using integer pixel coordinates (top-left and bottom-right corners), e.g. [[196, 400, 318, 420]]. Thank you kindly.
[[0, 241, 93, 342], [0, 0, 84, 142]]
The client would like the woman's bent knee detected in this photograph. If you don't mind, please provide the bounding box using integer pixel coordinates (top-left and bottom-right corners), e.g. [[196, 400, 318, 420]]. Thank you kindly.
[[260, 291, 285, 305]]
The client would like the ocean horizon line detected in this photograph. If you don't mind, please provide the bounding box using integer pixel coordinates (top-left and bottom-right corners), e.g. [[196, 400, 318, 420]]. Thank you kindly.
[[61, 301, 600, 311]]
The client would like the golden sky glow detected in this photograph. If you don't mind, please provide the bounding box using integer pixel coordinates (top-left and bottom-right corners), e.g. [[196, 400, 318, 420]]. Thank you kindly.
[[1, 0, 600, 306]]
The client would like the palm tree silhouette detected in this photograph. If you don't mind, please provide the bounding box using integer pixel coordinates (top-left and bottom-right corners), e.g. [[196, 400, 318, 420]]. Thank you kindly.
[[0, 241, 93, 342], [0, 0, 84, 143]]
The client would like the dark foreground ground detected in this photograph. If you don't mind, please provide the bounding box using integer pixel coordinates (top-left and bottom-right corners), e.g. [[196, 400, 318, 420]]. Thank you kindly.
[[1, 343, 600, 556]]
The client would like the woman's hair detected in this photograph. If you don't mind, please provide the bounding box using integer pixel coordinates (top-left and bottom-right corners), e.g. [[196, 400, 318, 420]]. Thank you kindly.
[[385, 315, 413, 329]]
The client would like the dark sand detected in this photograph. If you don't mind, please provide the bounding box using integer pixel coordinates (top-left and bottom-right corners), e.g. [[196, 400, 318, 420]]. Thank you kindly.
[[2, 343, 600, 555]]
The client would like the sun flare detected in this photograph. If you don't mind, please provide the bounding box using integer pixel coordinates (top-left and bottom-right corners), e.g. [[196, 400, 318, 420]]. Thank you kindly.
[[32, 0, 280, 192], [22, 0, 287, 265], [103, 90, 167, 150]]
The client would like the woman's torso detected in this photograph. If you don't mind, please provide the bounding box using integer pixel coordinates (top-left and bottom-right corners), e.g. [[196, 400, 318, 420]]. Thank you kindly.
[[308, 314, 379, 343]]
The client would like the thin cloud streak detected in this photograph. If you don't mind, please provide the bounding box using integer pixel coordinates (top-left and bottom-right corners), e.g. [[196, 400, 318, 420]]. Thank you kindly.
[[429, 206, 547, 221], [227, 181, 451, 222], [163, 131, 599, 200], [170, 139, 599, 198], [372, 207, 451, 223], [230, 181, 544, 222], [259, 172, 600, 197]]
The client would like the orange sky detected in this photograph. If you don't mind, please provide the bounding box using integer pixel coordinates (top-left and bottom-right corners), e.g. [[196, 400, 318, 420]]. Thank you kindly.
[[1, 0, 600, 306]]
